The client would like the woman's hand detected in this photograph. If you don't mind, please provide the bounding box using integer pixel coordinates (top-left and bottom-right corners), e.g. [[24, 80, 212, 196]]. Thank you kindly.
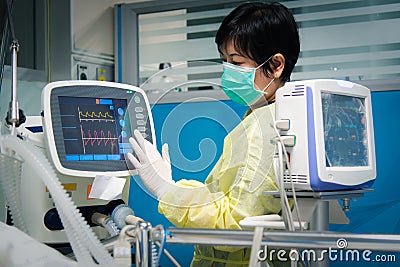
[[127, 130, 174, 198]]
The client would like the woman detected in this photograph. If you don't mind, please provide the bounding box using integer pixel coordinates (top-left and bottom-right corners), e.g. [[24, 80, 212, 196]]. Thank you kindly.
[[128, 2, 300, 266]]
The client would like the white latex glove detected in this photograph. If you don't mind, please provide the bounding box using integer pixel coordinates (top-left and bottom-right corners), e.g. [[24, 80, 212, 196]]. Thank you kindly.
[[127, 130, 174, 199]]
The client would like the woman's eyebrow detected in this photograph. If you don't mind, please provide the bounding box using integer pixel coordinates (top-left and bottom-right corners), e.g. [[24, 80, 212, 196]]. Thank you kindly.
[[229, 53, 244, 58]]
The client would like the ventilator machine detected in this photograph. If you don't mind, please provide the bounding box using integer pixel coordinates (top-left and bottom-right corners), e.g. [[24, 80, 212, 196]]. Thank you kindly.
[[0, 80, 171, 266]]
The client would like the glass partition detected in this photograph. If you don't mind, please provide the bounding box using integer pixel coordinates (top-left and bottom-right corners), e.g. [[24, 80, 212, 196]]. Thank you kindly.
[[116, 0, 400, 91]]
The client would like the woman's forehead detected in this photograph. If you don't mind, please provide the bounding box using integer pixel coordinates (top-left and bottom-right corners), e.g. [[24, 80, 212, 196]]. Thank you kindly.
[[220, 40, 241, 56]]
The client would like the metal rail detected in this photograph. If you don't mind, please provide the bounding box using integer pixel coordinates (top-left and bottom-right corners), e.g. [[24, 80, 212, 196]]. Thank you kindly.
[[166, 228, 400, 252]]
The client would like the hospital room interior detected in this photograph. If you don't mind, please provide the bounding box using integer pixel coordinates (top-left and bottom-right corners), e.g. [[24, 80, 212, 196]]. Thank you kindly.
[[1, 0, 400, 266]]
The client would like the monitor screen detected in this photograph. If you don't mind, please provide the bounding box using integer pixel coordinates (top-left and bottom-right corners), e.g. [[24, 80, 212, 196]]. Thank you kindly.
[[58, 96, 130, 162], [321, 92, 368, 167]]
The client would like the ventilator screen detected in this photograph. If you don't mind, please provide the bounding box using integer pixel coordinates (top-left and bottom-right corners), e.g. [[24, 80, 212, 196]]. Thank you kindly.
[[58, 96, 132, 162]]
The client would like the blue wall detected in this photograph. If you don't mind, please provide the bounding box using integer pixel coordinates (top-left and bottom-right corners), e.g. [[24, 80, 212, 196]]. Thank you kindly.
[[330, 90, 400, 266], [129, 90, 400, 266], [128, 100, 248, 266]]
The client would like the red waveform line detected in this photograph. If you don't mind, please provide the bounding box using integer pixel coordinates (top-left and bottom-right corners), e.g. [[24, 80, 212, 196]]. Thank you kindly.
[[81, 129, 118, 147]]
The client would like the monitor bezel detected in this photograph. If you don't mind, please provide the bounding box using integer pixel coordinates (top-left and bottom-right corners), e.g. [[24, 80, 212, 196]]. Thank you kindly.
[[310, 80, 376, 186]]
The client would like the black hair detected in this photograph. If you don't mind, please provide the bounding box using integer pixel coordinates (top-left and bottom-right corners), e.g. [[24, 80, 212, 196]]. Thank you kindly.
[[215, 2, 300, 82]]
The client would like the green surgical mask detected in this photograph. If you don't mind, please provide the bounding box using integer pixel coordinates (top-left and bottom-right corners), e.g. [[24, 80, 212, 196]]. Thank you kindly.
[[221, 56, 275, 106]]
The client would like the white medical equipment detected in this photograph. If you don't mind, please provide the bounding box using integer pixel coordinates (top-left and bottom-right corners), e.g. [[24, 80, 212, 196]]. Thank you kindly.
[[275, 79, 376, 191], [1, 80, 156, 244]]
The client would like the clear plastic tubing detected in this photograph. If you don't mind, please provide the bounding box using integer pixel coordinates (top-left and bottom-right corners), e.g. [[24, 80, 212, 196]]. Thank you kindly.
[[1, 135, 115, 266], [0, 153, 27, 232]]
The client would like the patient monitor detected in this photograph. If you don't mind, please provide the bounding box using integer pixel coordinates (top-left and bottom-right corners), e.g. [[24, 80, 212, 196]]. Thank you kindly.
[[14, 80, 155, 243], [275, 79, 376, 191]]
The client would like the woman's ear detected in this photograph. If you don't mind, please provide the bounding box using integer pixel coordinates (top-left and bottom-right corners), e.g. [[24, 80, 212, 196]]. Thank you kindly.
[[271, 53, 285, 78]]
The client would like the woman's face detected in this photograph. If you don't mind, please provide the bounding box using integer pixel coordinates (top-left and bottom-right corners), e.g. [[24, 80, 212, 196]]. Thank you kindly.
[[219, 41, 279, 103]]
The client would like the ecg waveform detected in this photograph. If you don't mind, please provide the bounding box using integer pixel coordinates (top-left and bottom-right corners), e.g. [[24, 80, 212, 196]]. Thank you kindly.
[[79, 110, 114, 122], [81, 129, 118, 146]]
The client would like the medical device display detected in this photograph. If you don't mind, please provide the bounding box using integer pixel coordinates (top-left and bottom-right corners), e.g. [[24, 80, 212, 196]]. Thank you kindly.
[[42, 81, 155, 177], [275, 79, 376, 191]]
